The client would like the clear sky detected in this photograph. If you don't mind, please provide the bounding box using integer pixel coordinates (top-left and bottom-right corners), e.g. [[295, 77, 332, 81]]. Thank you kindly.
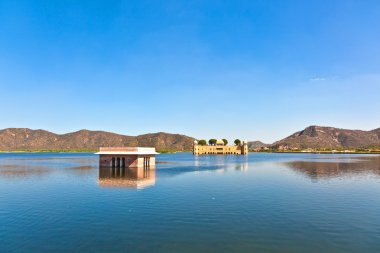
[[1, 0, 380, 143]]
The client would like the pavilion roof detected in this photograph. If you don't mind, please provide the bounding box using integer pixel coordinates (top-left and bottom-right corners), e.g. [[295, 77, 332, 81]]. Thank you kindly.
[[95, 147, 158, 155]]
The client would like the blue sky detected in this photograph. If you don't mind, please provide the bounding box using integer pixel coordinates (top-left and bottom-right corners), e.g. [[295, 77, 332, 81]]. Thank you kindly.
[[1, 0, 380, 143]]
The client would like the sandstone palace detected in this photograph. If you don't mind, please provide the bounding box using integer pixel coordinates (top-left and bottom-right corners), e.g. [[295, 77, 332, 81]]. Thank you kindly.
[[193, 139, 248, 155]]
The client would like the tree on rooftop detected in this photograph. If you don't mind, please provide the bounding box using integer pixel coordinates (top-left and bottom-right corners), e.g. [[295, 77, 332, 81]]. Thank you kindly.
[[222, 139, 228, 145], [234, 139, 241, 146], [198, 139, 207, 146], [209, 139, 217, 146]]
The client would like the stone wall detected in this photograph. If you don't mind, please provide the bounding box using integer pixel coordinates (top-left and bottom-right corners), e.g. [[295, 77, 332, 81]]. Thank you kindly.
[[99, 154, 138, 167], [99, 154, 156, 168], [193, 144, 248, 155]]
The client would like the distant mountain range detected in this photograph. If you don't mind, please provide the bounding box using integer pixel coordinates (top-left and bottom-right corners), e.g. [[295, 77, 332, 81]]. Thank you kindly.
[[0, 128, 195, 151], [1, 126, 380, 152], [272, 125, 380, 150], [247, 141, 270, 149]]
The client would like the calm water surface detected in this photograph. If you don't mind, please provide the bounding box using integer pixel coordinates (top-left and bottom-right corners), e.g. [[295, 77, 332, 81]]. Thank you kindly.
[[1, 153, 380, 252]]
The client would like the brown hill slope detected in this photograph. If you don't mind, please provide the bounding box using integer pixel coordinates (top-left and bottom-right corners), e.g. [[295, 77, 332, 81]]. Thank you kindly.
[[248, 141, 270, 149], [272, 126, 380, 150], [0, 128, 195, 151]]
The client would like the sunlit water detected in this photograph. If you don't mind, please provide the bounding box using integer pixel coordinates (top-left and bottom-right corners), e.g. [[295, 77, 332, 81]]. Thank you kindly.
[[1, 152, 380, 253]]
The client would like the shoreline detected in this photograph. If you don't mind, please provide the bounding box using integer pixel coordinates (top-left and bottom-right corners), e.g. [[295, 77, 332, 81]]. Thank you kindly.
[[0, 150, 192, 154], [1, 150, 380, 155], [0, 150, 97, 153], [251, 151, 380, 155]]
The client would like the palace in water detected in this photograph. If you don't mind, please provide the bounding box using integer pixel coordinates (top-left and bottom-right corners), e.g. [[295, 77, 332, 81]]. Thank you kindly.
[[193, 140, 248, 155], [96, 147, 158, 168], [95, 147, 157, 189]]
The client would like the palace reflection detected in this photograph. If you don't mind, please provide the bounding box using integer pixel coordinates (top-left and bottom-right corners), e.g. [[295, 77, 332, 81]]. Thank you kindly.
[[193, 155, 249, 172], [285, 156, 380, 180], [235, 159, 249, 171], [98, 166, 156, 189]]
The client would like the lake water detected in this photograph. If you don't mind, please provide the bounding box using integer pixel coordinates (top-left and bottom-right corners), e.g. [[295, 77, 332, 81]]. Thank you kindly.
[[1, 152, 380, 253]]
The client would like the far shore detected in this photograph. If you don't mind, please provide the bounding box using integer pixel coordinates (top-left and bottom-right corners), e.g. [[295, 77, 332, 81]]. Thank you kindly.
[[1, 150, 380, 155], [0, 150, 97, 153], [0, 150, 191, 154], [251, 150, 380, 155]]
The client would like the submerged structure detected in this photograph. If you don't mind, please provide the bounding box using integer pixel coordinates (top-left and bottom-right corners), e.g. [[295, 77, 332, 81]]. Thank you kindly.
[[193, 140, 248, 155], [96, 147, 158, 168]]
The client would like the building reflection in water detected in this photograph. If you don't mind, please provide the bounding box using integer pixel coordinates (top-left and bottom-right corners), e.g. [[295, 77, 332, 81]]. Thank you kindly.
[[193, 155, 249, 172], [235, 156, 249, 171], [284, 156, 380, 181], [98, 166, 156, 189], [235, 162, 248, 172]]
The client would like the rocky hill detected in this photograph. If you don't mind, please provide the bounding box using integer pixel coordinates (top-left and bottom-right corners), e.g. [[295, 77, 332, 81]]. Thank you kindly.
[[0, 128, 195, 151], [2, 126, 380, 152], [272, 126, 380, 150], [248, 141, 270, 149]]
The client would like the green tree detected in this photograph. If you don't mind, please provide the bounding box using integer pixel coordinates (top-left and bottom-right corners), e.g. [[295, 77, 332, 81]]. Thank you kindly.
[[198, 139, 207, 146], [234, 139, 241, 146], [222, 139, 228, 145], [209, 139, 217, 145]]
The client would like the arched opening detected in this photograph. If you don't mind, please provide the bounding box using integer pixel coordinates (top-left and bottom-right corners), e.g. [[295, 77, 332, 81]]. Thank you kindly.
[[122, 157, 125, 168], [111, 157, 116, 168], [142, 156, 150, 169], [116, 157, 120, 168]]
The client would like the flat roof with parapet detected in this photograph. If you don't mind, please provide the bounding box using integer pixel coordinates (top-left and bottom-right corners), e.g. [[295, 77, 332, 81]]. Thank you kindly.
[[95, 147, 159, 155]]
